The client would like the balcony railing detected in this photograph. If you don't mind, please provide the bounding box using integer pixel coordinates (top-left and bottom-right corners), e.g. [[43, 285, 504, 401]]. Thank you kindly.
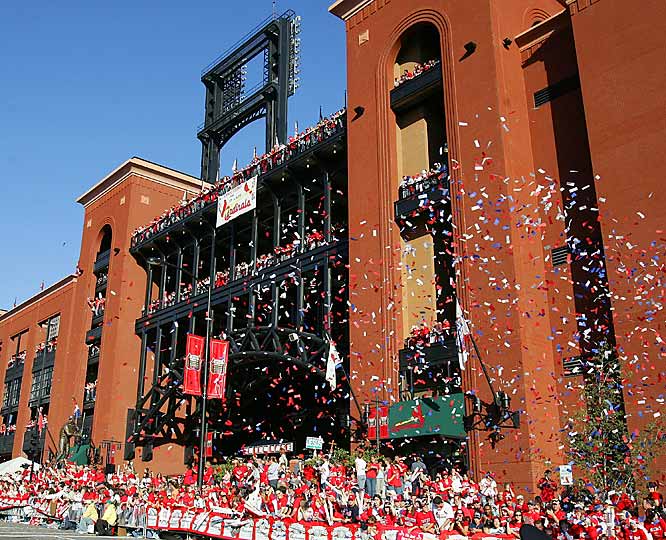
[[32, 346, 56, 374], [86, 326, 102, 344], [84, 381, 97, 407], [94, 250, 111, 273], [394, 167, 450, 240], [131, 109, 346, 248], [143, 236, 339, 317], [390, 61, 442, 113], [399, 330, 461, 397], [0, 432, 14, 455], [5, 352, 26, 381]]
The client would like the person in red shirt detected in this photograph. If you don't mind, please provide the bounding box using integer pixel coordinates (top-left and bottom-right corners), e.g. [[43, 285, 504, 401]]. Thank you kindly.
[[414, 499, 437, 533], [624, 520, 648, 540], [366, 460, 379, 497], [645, 510, 666, 540], [183, 465, 196, 486], [386, 459, 404, 495], [537, 470, 557, 503], [203, 462, 215, 485], [232, 459, 249, 486], [524, 500, 543, 524], [647, 482, 664, 509]]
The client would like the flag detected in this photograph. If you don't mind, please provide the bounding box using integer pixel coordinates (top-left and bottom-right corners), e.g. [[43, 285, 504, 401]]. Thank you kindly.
[[37, 407, 44, 435], [207, 339, 229, 400], [184, 334, 205, 396], [232, 159, 238, 173], [455, 299, 470, 370], [294, 121, 299, 136], [325, 341, 341, 391]]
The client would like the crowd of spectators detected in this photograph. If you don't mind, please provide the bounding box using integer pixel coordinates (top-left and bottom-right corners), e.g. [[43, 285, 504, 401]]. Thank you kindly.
[[24, 415, 48, 431], [34, 338, 58, 355], [144, 228, 333, 315], [84, 381, 97, 403], [0, 423, 17, 436], [0, 452, 663, 540], [87, 297, 106, 317], [399, 162, 449, 200], [405, 321, 453, 349], [394, 60, 440, 88], [131, 108, 346, 246], [6, 351, 26, 370]]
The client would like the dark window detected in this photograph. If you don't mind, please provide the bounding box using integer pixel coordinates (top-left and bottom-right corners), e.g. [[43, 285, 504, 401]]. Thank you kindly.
[[534, 75, 580, 108]]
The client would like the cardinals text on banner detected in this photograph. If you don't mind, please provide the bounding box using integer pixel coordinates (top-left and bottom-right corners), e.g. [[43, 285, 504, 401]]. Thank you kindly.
[[207, 339, 229, 400], [184, 334, 204, 396], [216, 176, 257, 227]]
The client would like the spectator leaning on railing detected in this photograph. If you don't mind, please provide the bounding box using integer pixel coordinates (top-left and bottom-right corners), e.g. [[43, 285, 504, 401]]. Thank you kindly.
[[131, 108, 346, 246]]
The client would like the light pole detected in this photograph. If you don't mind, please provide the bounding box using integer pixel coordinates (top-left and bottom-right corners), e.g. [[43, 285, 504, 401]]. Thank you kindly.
[[146, 256, 214, 488]]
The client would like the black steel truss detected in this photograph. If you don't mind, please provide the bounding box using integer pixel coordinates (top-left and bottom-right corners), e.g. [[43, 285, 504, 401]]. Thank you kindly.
[[198, 11, 298, 184], [128, 325, 329, 450]]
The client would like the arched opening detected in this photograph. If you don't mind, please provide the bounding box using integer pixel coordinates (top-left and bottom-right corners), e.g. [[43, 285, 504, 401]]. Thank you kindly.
[[97, 225, 112, 256], [392, 23, 454, 341]]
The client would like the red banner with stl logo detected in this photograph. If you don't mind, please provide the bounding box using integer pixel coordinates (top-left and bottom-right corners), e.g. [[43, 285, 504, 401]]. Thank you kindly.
[[367, 405, 389, 440], [207, 339, 229, 400], [184, 334, 204, 396]]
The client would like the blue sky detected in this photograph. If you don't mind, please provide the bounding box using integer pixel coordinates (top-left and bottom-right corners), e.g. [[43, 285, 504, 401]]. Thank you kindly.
[[0, 0, 346, 310]]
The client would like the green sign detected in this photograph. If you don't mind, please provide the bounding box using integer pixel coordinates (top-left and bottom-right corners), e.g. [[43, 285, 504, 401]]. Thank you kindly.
[[68, 443, 90, 465], [388, 394, 465, 439]]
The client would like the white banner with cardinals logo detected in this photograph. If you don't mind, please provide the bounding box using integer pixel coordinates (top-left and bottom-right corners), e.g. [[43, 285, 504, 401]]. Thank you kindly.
[[217, 176, 257, 227], [0, 496, 513, 540]]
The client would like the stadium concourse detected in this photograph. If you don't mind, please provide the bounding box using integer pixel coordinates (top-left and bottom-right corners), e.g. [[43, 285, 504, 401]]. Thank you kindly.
[[0, 456, 664, 540]]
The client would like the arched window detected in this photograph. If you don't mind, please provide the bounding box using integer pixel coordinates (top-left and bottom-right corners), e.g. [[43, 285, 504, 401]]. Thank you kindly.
[[393, 22, 446, 176], [394, 23, 441, 81], [391, 22, 455, 341], [98, 225, 112, 255]]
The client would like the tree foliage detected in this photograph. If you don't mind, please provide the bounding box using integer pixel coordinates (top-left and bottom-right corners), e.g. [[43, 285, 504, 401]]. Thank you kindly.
[[567, 347, 666, 497]]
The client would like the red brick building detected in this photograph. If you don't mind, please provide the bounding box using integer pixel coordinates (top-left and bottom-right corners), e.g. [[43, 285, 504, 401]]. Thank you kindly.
[[329, 0, 665, 489], [1, 0, 664, 491], [0, 158, 203, 474]]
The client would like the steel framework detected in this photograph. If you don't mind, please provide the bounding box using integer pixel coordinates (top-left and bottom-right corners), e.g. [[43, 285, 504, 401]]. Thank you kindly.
[[198, 10, 300, 184]]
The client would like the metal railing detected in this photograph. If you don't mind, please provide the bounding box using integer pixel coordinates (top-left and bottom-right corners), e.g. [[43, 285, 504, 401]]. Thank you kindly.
[[132, 110, 346, 248]]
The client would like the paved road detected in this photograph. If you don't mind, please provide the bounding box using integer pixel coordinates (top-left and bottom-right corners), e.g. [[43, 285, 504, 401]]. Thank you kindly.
[[0, 521, 129, 539]]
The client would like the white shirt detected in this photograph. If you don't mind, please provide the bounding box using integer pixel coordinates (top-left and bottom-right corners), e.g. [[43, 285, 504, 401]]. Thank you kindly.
[[434, 501, 455, 528], [268, 462, 280, 481], [355, 457, 367, 477], [319, 460, 330, 484]]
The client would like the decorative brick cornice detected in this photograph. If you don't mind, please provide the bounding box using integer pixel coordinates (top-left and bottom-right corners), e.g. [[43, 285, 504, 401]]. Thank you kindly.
[[567, 0, 603, 16], [329, 0, 393, 29], [328, 0, 375, 21]]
